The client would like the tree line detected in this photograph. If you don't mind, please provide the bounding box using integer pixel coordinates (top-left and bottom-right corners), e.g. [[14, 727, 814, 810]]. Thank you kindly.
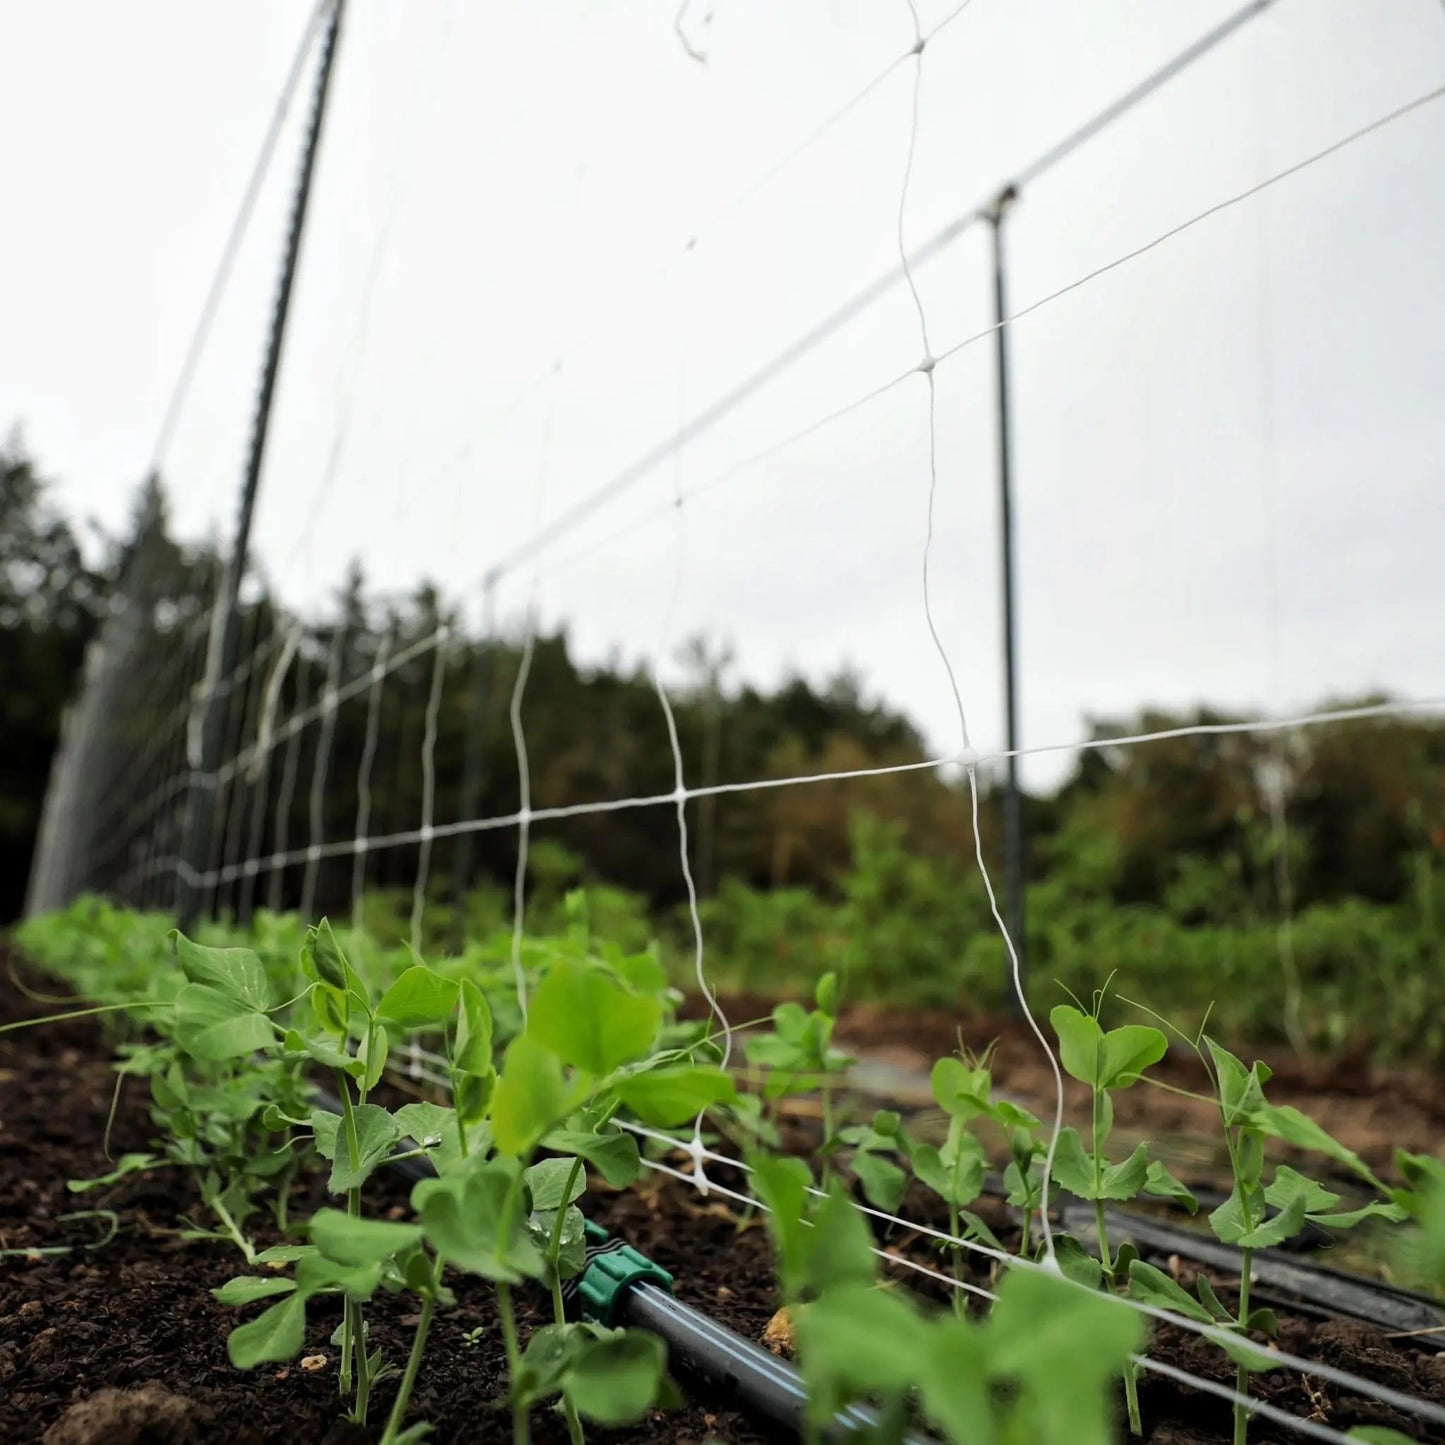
[[3, 430, 1441, 929]]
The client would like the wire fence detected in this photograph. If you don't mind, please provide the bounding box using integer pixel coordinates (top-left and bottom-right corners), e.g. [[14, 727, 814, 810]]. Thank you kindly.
[[22, 1, 1445, 1438]]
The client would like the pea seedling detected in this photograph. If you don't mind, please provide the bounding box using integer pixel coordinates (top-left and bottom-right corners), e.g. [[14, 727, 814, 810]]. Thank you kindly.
[[751, 1154, 1146, 1445], [1126, 1031, 1405, 1445], [215, 923, 731, 1444], [1047, 1001, 1197, 1435]]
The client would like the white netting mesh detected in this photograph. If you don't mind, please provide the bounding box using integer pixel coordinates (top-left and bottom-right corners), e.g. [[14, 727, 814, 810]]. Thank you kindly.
[[24, 1, 1445, 1435]]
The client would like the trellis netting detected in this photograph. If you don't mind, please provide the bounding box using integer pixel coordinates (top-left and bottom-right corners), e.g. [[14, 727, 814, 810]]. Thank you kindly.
[[21, 1, 1445, 1438]]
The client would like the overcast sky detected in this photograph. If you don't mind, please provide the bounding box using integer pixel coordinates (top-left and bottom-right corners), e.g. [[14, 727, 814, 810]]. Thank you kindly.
[[4, 0, 1444, 794]]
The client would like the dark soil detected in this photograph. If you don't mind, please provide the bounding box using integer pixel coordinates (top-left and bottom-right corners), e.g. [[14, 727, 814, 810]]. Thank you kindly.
[[4, 965, 1444, 1443], [0, 973, 778, 1445]]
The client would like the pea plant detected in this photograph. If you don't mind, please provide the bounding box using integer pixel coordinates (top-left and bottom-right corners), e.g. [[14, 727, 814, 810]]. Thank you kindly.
[[743, 972, 852, 1167], [214, 919, 734, 1444], [1046, 1001, 1197, 1436], [915, 1052, 1047, 1283], [1124, 1031, 1406, 1445], [750, 1154, 1145, 1445], [34, 927, 317, 1264]]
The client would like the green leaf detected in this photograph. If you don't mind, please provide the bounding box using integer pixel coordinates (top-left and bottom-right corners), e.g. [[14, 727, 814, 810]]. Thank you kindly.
[[1144, 1159, 1198, 1213], [1347, 1428, 1422, 1444], [1311, 1200, 1409, 1229], [324, 1105, 401, 1193], [361, 1021, 389, 1091], [543, 1127, 644, 1184], [1214, 1188, 1308, 1249], [749, 1153, 814, 1299], [804, 1185, 878, 1297], [1049, 1127, 1106, 1200], [917, 1313, 992, 1444], [528, 958, 661, 1076], [1051, 1233, 1105, 1290], [171, 932, 271, 1011], [284, 1028, 362, 1078], [227, 1293, 306, 1368], [419, 1162, 542, 1283], [1195, 1273, 1232, 1321], [930, 1057, 993, 1119], [213, 1276, 298, 1307], [912, 1134, 985, 1208], [492, 1034, 579, 1158], [1204, 1037, 1271, 1126], [814, 972, 839, 1017], [377, 966, 459, 1029], [1215, 1331, 1280, 1374], [613, 1064, 735, 1126], [1251, 1103, 1387, 1192], [516, 1322, 585, 1404], [309, 1208, 423, 1266], [996, 1265, 1141, 1365], [1099, 1024, 1168, 1090], [453, 979, 493, 1077], [1051, 1005, 1104, 1087], [66, 1152, 160, 1193], [796, 1284, 928, 1423], [530, 1206, 587, 1281], [851, 1151, 908, 1213], [311, 982, 348, 1036], [563, 1329, 670, 1426], [303, 918, 350, 993], [256, 1244, 315, 1265], [295, 1252, 385, 1301], [393, 1102, 465, 1171], [174, 983, 277, 1060], [1127, 1260, 1213, 1324], [311, 1109, 341, 1160], [454, 1068, 496, 1128], [526, 1158, 587, 1211]]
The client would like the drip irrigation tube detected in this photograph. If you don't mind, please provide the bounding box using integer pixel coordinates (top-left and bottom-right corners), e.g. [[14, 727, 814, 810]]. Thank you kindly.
[[1063, 1203, 1445, 1347], [334, 1093, 929, 1441]]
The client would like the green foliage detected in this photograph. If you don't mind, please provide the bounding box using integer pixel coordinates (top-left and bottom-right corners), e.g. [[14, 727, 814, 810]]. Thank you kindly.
[[13, 879, 1439, 1445], [754, 1158, 1145, 1445]]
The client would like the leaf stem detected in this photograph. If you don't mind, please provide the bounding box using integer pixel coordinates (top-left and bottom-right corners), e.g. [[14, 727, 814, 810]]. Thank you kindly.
[[497, 1283, 530, 1445], [546, 1156, 588, 1445], [1234, 1247, 1254, 1445], [381, 1255, 442, 1444]]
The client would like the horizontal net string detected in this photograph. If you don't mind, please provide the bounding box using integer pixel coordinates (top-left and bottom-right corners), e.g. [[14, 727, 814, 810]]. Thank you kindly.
[[194, 694, 1444, 887], [203, 70, 1445, 750], [608, 1118, 1445, 1429], [389, 1045, 1445, 1430], [934, 81, 1445, 374], [152, 0, 1306, 732], [179, 62, 1438, 733]]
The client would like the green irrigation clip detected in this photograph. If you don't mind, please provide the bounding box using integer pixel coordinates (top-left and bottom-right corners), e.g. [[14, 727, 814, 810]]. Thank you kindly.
[[575, 1218, 675, 1327]]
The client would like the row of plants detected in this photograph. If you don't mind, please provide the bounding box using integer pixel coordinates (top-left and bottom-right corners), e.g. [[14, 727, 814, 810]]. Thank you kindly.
[[364, 817, 1445, 1062], [8, 895, 1445, 1444]]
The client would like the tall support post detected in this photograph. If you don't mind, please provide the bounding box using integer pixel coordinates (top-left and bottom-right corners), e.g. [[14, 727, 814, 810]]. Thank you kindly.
[[177, 0, 348, 926], [988, 185, 1027, 997]]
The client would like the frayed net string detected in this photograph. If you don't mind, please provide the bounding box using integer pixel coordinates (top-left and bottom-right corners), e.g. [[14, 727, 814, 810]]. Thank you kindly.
[[509, 382, 559, 1026], [647, 277, 730, 1195], [898, 0, 1064, 1266]]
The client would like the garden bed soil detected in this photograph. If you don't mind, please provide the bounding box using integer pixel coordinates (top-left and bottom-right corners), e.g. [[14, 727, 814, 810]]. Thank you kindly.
[[3, 967, 1444, 1443]]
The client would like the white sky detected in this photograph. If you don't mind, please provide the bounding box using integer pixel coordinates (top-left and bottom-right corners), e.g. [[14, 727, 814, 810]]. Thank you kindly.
[[4, 0, 1445, 793]]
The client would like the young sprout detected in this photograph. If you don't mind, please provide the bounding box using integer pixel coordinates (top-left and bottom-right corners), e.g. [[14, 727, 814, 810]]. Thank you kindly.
[[1048, 997, 1197, 1435]]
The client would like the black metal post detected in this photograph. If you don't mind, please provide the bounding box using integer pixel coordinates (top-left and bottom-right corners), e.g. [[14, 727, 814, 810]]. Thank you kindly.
[[988, 185, 1027, 996], [177, 0, 348, 926]]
